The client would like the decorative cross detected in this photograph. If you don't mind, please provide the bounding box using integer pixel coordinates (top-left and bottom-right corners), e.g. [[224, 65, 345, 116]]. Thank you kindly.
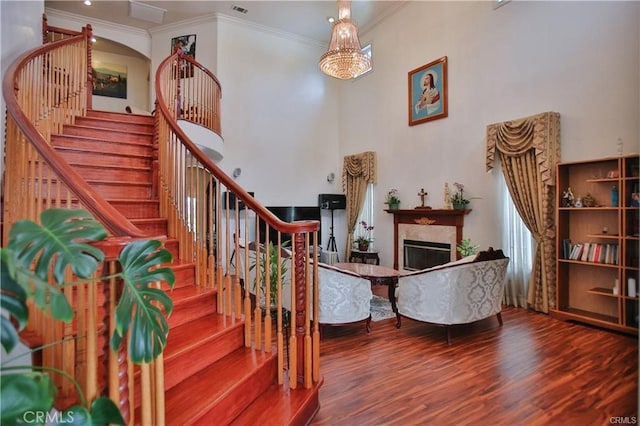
[[418, 188, 427, 207]]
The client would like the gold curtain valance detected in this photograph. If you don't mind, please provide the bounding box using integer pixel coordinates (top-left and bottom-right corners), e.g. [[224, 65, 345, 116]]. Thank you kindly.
[[486, 111, 560, 186], [342, 151, 377, 190]]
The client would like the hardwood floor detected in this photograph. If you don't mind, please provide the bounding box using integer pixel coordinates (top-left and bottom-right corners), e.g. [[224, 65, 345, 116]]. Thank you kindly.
[[311, 307, 638, 425]]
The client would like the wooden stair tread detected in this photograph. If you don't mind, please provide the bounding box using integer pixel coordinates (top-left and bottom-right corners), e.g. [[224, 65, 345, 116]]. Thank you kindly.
[[129, 218, 166, 223], [29, 176, 151, 186], [230, 378, 323, 426], [168, 285, 216, 301], [164, 313, 242, 360], [64, 163, 151, 173], [164, 347, 276, 424], [86, 110, 154, 124], [52, 133, 153, 147], [53, 145, 152, 159], [61, 124, 153, 138]]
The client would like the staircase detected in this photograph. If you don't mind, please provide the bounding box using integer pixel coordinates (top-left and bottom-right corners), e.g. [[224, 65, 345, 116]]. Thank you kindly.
[[50, 110, 320, 424]]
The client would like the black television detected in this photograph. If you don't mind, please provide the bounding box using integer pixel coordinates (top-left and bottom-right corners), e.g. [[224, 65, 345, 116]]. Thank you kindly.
[[259, 206, 321, 246]]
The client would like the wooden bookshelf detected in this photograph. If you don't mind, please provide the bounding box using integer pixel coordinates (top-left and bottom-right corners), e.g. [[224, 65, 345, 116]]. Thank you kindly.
[[551, 154, 639, 334]]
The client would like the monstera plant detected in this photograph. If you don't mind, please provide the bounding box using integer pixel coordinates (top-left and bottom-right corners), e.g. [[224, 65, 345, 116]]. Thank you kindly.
[[0, 208, 175, 424]]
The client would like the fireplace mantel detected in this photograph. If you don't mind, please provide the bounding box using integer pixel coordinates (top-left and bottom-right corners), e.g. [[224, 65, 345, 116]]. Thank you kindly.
[[385, 209, 471, 270]]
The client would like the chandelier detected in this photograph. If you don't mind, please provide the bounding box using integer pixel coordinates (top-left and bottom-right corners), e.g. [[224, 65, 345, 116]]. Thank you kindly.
[[319, 0, 370, 80]]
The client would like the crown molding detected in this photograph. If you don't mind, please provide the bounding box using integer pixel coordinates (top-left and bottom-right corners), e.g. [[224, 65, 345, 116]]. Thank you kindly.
[[148, 12, 325, 50], [44, 7, 150, 38]]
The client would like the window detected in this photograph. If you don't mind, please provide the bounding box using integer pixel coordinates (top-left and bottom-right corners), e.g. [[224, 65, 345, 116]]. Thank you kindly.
[[500, 176, 533, 307], [354, 43, 372, 79], [356, 183, 375, 244]]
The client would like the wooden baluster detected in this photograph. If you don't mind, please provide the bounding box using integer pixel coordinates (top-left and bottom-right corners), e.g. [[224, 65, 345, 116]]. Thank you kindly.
[[312, 232, 320, 382], [84, 24, 92, 110]]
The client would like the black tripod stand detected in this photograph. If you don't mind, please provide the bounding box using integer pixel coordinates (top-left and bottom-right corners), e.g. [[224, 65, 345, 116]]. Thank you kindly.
[[326, 208, 338, 261]]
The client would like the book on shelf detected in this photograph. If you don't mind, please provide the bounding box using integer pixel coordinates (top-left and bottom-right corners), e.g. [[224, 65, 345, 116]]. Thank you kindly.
[[568, 242, 619, 264], [581, 243, 591, 262], [569, 243, 583, 260]]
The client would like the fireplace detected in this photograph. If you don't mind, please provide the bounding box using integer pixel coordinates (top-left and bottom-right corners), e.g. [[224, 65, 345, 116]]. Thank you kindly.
[[386, 208, 470, 272], [403, 240, 451, 271]]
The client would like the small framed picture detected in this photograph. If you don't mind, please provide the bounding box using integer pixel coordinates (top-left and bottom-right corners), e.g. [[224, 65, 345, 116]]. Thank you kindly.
[[408, 56, 448, 126]]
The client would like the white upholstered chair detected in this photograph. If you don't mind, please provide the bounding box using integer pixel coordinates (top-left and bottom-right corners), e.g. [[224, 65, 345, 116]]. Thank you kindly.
[[316, 263, 372, 334], [396, 248, 509, 344]]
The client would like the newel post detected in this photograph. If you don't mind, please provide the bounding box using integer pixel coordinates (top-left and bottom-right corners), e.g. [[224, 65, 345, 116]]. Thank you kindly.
[[292, 233, 307, 384]]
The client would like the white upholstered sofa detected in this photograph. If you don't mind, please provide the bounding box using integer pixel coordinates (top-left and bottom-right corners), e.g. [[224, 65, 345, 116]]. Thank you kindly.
[[396, 248, 509, 344], [236, 243, 372, 333]]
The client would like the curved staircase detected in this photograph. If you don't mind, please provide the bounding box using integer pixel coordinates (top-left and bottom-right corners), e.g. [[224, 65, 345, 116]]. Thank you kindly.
[[49, 110, 320, 424]]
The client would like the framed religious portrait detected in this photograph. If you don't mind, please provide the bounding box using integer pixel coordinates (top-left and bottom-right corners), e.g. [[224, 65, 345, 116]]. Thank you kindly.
[[408, 56, 448, 126]]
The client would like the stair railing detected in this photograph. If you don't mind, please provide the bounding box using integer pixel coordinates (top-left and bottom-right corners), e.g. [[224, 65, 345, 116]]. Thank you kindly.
[[2, 24, 145, 242], [155, 51, 322, 389], [2, 26, 159, 425]]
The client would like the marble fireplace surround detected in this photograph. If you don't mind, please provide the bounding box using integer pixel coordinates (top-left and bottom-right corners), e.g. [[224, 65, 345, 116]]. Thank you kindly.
[[386, 209, 470, 273]]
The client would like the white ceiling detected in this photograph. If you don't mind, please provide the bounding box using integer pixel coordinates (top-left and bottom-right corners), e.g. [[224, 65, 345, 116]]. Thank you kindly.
[[45, 0, 406, 44]]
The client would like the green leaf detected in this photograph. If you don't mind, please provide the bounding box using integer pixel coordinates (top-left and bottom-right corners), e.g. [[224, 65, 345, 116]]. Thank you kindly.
[[8, 209, 107, 285], [49, 291, 74, 323], [5, 209, 106, 322], [0, 373, 56, 424], [53, 398, 124, 426], [88, 397, 125, 425], [0, 252, 29, 353], [111, 240, 175, 363]]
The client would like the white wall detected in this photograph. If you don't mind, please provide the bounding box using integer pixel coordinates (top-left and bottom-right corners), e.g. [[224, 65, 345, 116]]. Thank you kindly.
[[215, 18, 341, 205], [342, 1, 640, 267], [214, 18, 345, 251]]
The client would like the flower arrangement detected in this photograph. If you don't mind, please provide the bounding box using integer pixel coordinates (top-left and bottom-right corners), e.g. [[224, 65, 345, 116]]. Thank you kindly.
[[385, 188, 401, 206], [451, 182, 470, 208], [354, 220, 375, 245]]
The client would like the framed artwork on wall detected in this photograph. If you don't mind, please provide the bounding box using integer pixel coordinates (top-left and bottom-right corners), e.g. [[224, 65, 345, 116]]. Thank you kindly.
[[408, 56, 448, 126], [171, 34, 196, 78], [92, 63, 127, 99]]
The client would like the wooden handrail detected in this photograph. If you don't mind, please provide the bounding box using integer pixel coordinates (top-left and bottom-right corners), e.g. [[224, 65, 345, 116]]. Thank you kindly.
[[2, 34, 146, 238], [154, 52, 320, 237], [155, 51, 321, 388]]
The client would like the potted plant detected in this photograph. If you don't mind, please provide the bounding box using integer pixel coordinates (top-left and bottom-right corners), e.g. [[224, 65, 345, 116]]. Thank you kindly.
[[384, 188, 401, 210], [354, 220, 374, 251], [250, 241, 290, 309], [457, 237, 479, 257], [0, 208, 175, 424], [450, 182, 471, 210]]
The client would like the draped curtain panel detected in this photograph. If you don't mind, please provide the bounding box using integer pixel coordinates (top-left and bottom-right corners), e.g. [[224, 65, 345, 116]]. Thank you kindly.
[[342, 151, 377, 259], [486, 112, 560, 313]]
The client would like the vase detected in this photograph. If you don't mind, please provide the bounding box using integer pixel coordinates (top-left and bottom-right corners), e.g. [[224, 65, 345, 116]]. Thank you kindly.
[[358, 242, 369, 252], [452, 202, 467, 210], [388, 202, 400, 210]]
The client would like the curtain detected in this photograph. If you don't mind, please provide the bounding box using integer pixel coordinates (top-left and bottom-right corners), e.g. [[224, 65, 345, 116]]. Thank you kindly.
[[500, 174, 533, 308], [342, 151, 377, 260], [486, 112, 560, 313]]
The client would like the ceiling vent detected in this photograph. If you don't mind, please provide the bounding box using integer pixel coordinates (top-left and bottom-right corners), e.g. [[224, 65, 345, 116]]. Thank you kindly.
[[231, 5, 249, 14], [128, 0, 167, 24]]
